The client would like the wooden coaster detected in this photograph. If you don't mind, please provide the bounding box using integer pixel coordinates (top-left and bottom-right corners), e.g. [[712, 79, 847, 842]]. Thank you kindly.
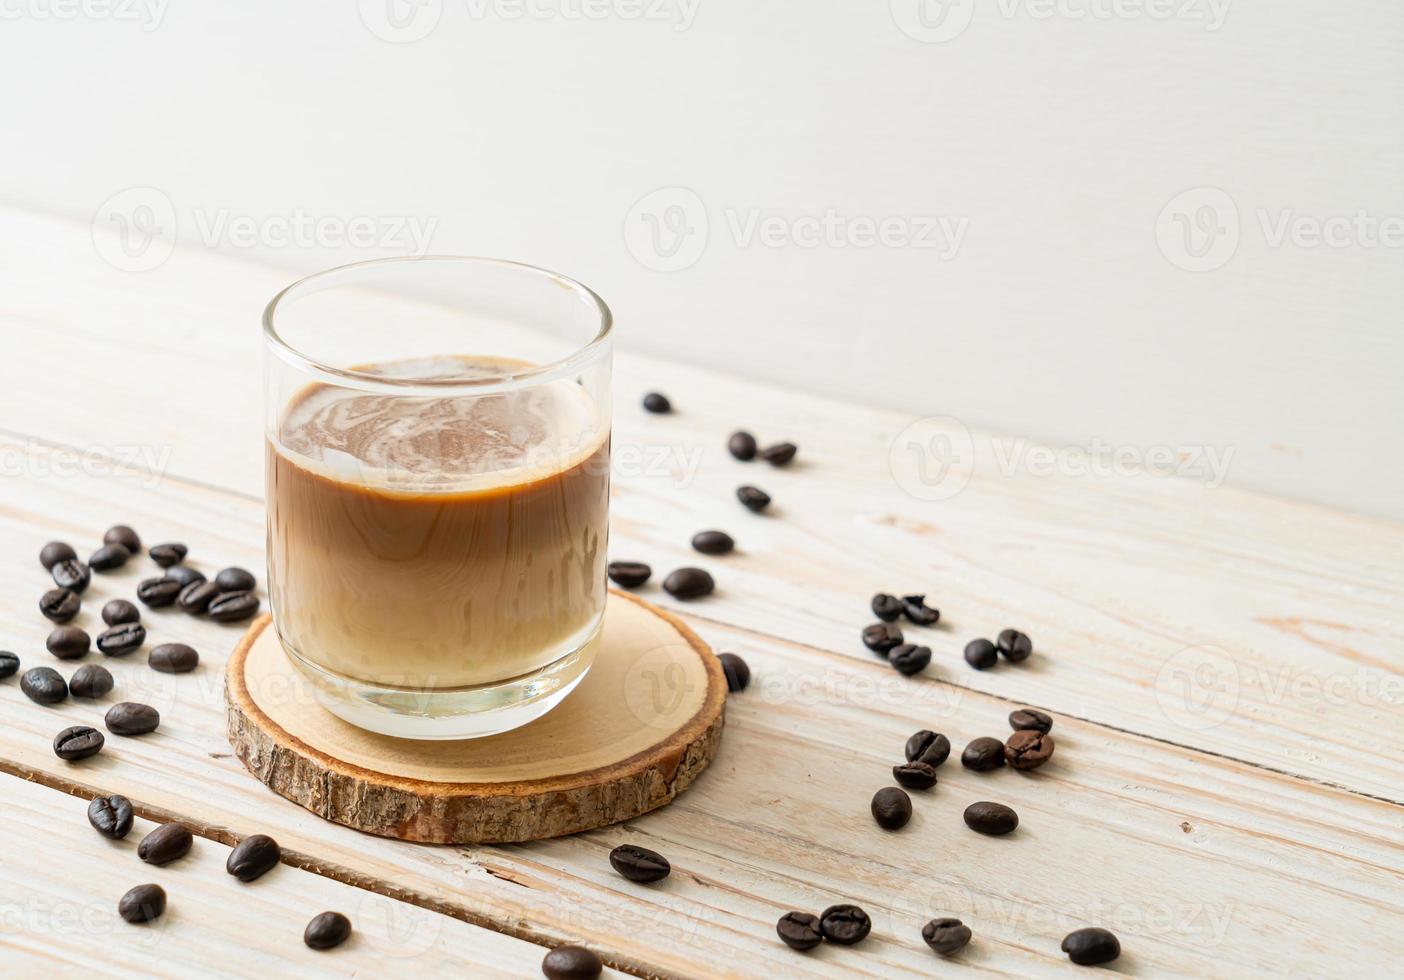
[[224, 591, 725, 843]]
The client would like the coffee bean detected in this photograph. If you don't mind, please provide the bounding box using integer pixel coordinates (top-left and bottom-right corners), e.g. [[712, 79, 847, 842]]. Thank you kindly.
[[148, 543, 187, 567], [47, 626, 90, 660], [819, 904, 871, 945], [304, 911, 352, 950], [961, 737, 1006, 772], [51, 559, 91, 594], [870, 593, 902, 622], [106, 702, 160, 736], [21, 666, 67, 704], [149, 643, 199, 674], [862, 622, 903, 656], [164, 565, 206, 588], [662, 568, 713, 600], [736, 485, 771, 512], [0, 651, 18, 679], [901, 594, 940, 626], [963, 638, 997, 670], [609, 844, 670, 883], [138, 822, 193, 865], [641, 391, 672, 414], [178, 579, 220, 613], [118, 883, 166, 924], [1061, 927, 1121, 965], [70, 664, 115, 699], [54, 725, 104, 761], [892, 761, 937, 790], [996, 628, 1033, 662], [102, 599, 141, 626], [97, 623, 146, 656], [871, 786, 913, 830], [40, 587, 81, 623], [776, 912, 823, 951], [226, 833, 281, 882], [727, 431, 758, 461], [215, 566, 257, 592], [606, 561, 651, 589], [88, 543, 131, 572], [905, 730, 950, 768], [759, 442, 797, 466], [889, 643, 931, 676], [1004, 730, 1054, 771], [922, 917, 972, 956], [691, 530, 734, 555], [137, 576, 181, 607], [40, 541, 77, 570], [208, 590, 260, 622], [104, 525, 142, 554], [1009, 707, 1053, 733], [717, 652, 750, 692], [88, 794, 134, 839], [963, 801, 1018, 835], [542, 944, 603, 978]]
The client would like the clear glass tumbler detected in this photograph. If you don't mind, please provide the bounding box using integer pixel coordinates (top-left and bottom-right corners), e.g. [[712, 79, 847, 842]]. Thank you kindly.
[[262, 256, 612, 739]]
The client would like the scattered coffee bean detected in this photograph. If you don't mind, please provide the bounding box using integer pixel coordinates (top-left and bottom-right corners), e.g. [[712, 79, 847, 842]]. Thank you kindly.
[[776, 912, 824, 951], [88, 543, 131, 572], [736, 485, 771, 513], [40, 587, 81, 623], [51, 559, 91, 594], [717, 652, 750, 692], [148, 543, 187, 567], [961, 737, 1007, 772], [964, 801, 1018, 836], [727, 431, 758, 461], [606, 561, 651, 589], [304, 911, 351, 950], [138, 822, 193, 865], [996, 628, 1033, 662], [104, 525, 142, 554], [70, 663, 115, 699], [118, 883, 166, 924], [1009, 707, 1053, 733], [88, 794, 134, 839], [215, 566, 257, 592], [871, 786, 913, 830], [963, 638, 997, 670], [102, 599, 141, 626], [40, 541, 77, 570], [819, 904, 871, 946], [609, 844, 670, 883], [662, 568, 714, 600], [149, 643, 199, 674], [54, 725, 105, 761], [870, 593, 902, 622], [1005, 730, 1054, 771], [164, 565, 206, 588], [1062, 927, 1121, 965], [759, 442, 797, 466], [178, 579, 221, 614], [106, 702, 160, 736], [21, 666, 67, 703], [137, 576, 182, 607], [892, 761, 937, 790], [542, 944, 603, 978], [641, 391, 672, 414], [691, 530, 734, 555], [862, 622, 903, 656], [97, 623, 146, 656], [889, 643, 931, 676], [922, 917, 972, 956], [905, 730, 951, 768], [208, 590, 260, 622], [226, 833, 281, 882], [47, 626, 90, 660], [0, 651, 18, 679], [901, 594, 940, 626]]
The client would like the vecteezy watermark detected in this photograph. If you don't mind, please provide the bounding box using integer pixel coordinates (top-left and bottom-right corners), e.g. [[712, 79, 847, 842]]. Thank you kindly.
[[623, 186, 968, 272], [0, 0, 169, 30], [0, 441, 173, 489], [358, 0, 700, 43], [890, 0, 1231, 44]]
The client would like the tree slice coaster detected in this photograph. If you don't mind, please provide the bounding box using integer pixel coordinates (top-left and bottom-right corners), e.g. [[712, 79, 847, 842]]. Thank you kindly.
[[224, 591, 725, 843]]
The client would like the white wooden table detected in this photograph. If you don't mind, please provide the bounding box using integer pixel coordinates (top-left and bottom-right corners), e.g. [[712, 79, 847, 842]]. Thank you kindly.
[[0, 207, 1400, 977]]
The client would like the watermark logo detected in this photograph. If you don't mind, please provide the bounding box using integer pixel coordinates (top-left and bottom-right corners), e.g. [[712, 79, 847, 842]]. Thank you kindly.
[[622, 643, 700, 729], [358, 0, 444, 43], [0, 0, 170, 30], [890, 0, 976, 43], [1156, 186, 1239, 272], [92, 187, 178, 273], [888, 416, 976, 502], [623, 186, 709, 272], [355, 891, 442, 957], [892, 0, 1230, 42], [1154, 645, 1239, 732]]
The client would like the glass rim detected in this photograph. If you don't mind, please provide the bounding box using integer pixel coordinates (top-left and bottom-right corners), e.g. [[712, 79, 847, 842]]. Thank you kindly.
[[262, 255, 613, 396]]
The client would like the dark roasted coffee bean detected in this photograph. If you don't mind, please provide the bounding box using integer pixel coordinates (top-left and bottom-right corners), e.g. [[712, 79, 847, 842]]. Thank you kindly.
[[871, 786, 913, 830], [606, 561, 651, 589], [88, 794, 134, 839], [892, 761, 937, 790], [542, 944, 603, 978], [40, 541, 77, 569], [137, 576, 181, 607], [776, 912, 823, 951], [727, 430, 758, 461], [964, 801, 1018, 835], [148, 543, 187, 567], [1062, 927, 1121, 965], [89, 543, 131, 572], [961, 737, 1007, 772], [717, 652, 750, 692], [215, 566, 257, 592], [819, 904, 871, 945], [40, 587, 81, 623], [21, 666, 67, 703], [304, 911, 352, 949], [70, 664, 115, 699], [1010, 707, 1053, 733], [641, 391, 671, 414], [901, 594, 940, 626], [964, 638, 997, 670], [104, 524, 142, 554], [870, 593, 902, 622], [691, 530, 734, 555], [164, 565, 206, 588], [106, 702, 160, 736], [662, 568, 713, 600], [97, 623, 146, 656], [1005, 730, 1054, 770], [52, 559, 91, 594], [54, 725, 104, 761], [862, 621, 903, 656], [118, 883, 166, 924], [905, 730, 950, 768], [759, 442, 797, 466], [138, 822, 193, 865], [0, 651, 18, 679], [736, 485, 771, 512], [922, 917, 972, 955], [226, 833, 281, 881], [890, 643, 931, 676], [178, 579, 220, 613], [47, 626, 90, 660], [102, 599, 141, 626], [609, 843, 670, 883], [996, 628, 1033, 662], [148, 643, 199, 674], [208, 590, 260, 622]]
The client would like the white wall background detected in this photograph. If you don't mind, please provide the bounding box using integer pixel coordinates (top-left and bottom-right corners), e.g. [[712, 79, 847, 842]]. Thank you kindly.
[[1, 0, 1400, 519]]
